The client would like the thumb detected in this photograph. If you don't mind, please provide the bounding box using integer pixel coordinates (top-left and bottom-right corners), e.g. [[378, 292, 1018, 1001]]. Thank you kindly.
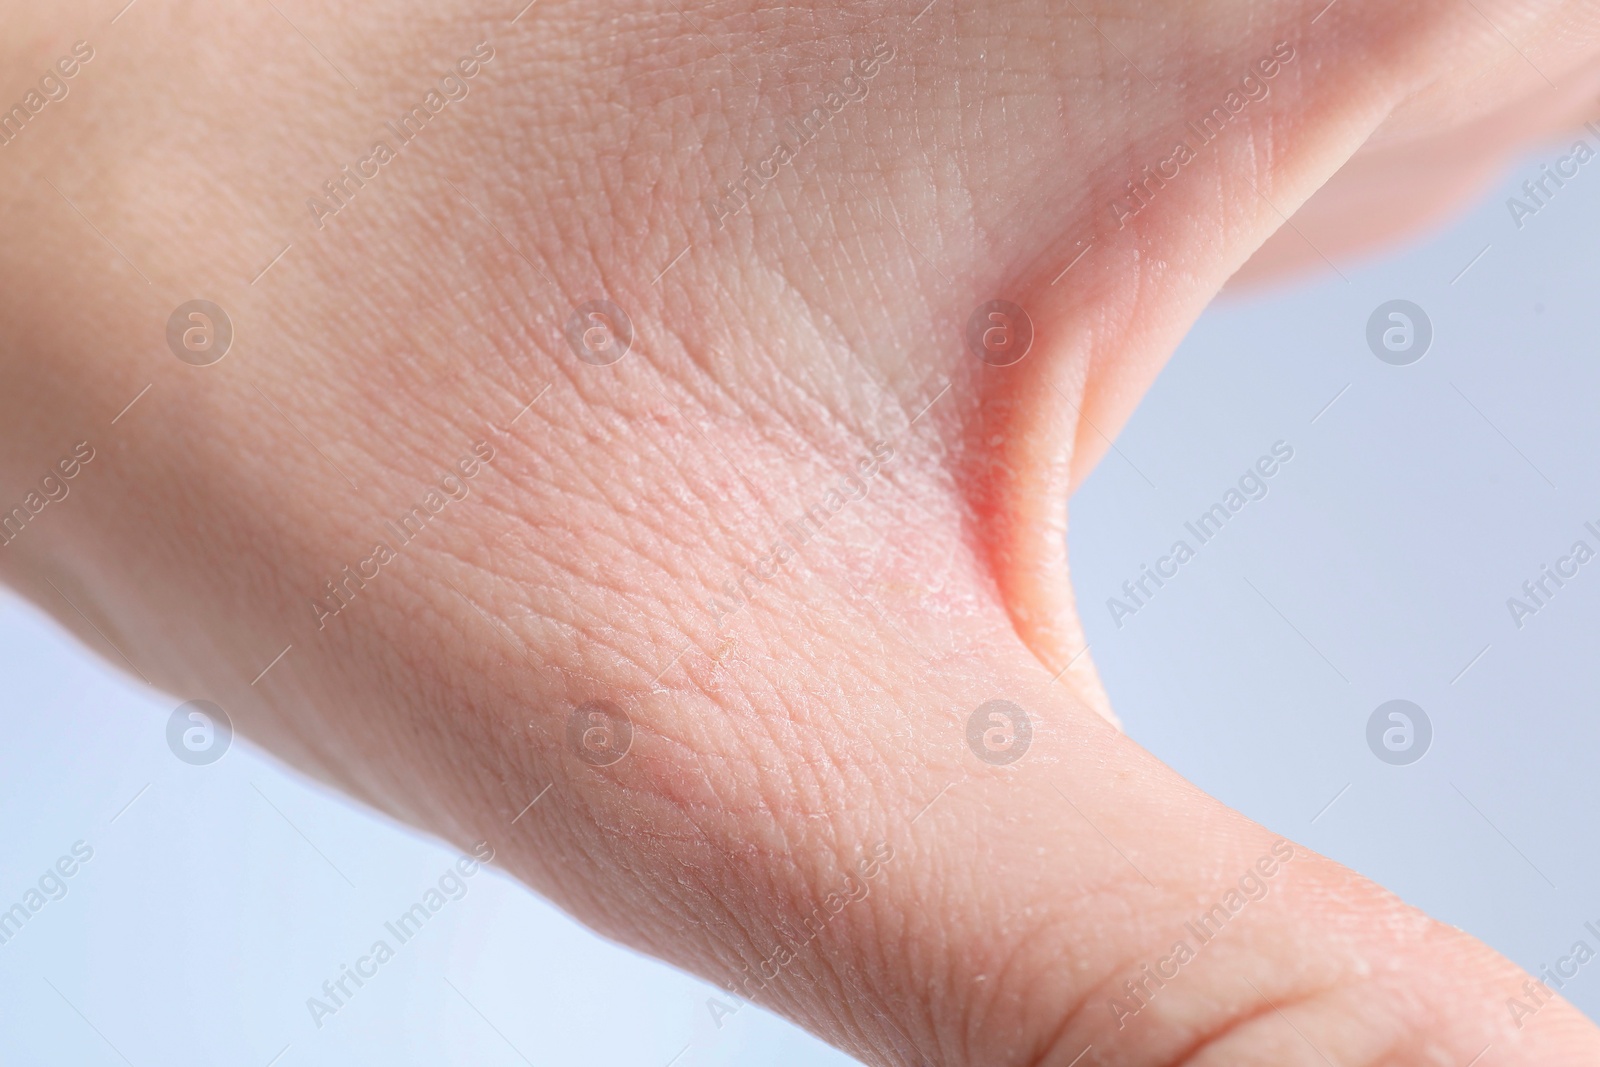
[[969, 0, 1597, 708]]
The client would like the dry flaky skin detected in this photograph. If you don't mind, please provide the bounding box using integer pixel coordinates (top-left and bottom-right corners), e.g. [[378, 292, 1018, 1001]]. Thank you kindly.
[[1, 0, 1598, 1062]]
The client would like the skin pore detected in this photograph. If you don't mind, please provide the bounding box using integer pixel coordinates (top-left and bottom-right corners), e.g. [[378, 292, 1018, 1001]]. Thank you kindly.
[[2, 0, 1600, 1063]]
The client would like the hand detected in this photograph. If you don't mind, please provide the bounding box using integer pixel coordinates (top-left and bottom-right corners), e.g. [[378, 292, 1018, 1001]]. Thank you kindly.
[[1, 1, 1597, 1063]]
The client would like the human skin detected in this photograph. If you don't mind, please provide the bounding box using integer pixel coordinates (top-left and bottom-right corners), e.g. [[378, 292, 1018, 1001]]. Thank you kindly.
[[2, 0, 1599, 1063]]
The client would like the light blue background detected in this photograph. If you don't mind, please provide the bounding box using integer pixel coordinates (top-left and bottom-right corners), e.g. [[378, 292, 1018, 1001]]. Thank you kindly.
[[4, 143, 1600, 1063]]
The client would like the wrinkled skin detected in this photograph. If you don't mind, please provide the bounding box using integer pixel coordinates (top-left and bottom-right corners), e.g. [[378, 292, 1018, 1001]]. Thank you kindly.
[[2, 1, 1599, 1063]]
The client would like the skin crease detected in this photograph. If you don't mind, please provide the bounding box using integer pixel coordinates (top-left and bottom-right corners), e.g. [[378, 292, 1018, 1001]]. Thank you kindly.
[[2, 0, 1600, 1064]]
